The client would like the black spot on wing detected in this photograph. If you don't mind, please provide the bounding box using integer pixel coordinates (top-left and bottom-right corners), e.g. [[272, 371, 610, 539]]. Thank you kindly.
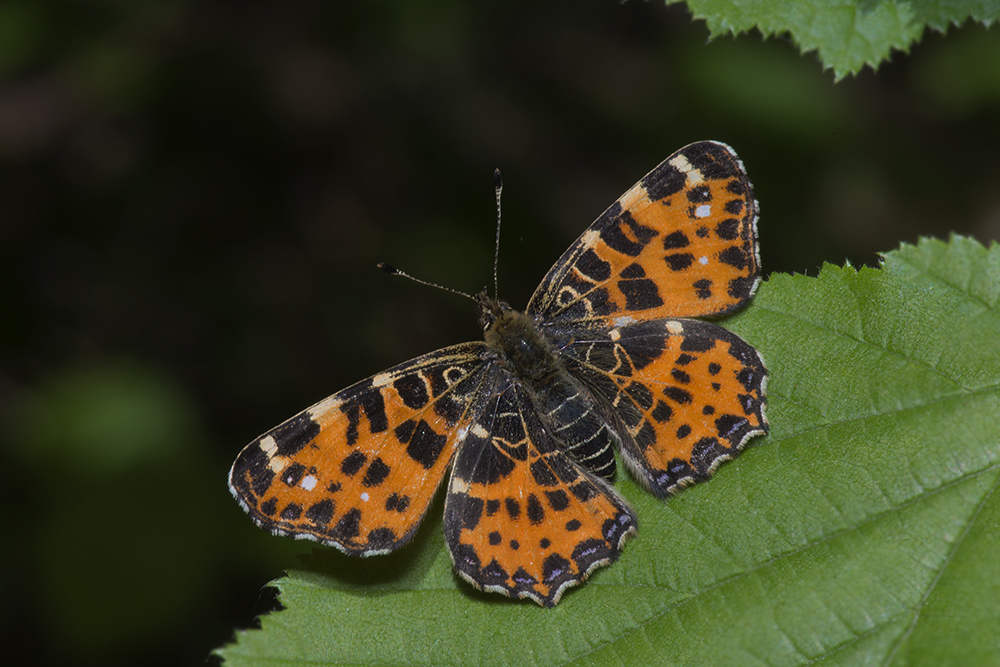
[[231, 444, 276, 499], [640, 159, 686, 201], [619, 263, 646, 279], [367, 527, 396, 550], [664, 253, 694, 271], [394, 373, 429, 409], [269, 413, 321, 457], [460, 494, 485, 530], [527, 494, 545, 524], [362, 457, 391, 487], [684, 142, 743, 180], [663, 386, 693, 404], [334, 507, 361, 538], [545, 489, 570, 511], [728, 276, 755, 302], [651, 400, 672, 423], [505, 497, 520, 520], [599, 205, 658, 257], [281, 462, 307, 487], [576, 248, 612, 281], [719, 245, 748, 270], [715, 219, 740, 240], [340, 450, 367, 476], [395, 419, 448, 469], [686, 184, 711, 202], [385, 493, 410, 512], [340, 386, 388, 445], [663, 230, 690, 250], [716, 414, 750, 443], [542, 553, 572, 584], [618, 278, 664, 310], [305, 499, 334, 525], [680, 336, 716, 353], [616, 322, 667, 371]]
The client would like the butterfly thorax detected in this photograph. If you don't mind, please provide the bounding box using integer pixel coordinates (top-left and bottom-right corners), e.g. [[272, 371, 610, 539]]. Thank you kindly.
[[477, 290, 619, 479], [478, 292, 558, 385]]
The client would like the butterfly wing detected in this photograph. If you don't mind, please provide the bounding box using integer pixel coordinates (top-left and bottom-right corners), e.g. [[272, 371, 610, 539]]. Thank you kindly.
[[229, 342, 491, 555], [527, 141, 760, 326], [443, 375, 637, 606], [559, 318, 768, 497]]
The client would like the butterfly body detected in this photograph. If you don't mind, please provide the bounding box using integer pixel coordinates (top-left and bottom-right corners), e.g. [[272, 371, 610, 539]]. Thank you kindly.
[[230, 140, 769, 606]]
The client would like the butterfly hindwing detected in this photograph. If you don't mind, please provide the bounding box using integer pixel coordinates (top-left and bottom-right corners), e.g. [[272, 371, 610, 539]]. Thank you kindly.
[[443, 378, 637, 606], [228, 343, 490, 555], [527, 141, 760, 326], [560, 318, 768, 497]]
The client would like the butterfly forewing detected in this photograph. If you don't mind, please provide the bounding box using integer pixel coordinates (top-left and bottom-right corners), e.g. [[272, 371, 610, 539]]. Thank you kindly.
[[229, 343, 491, 555], [443, 379, 637, 606], [527, 141, 760, 326]]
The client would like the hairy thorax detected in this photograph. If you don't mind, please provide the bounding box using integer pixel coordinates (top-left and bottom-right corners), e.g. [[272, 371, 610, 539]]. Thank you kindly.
[[483, 305, 560, 384]]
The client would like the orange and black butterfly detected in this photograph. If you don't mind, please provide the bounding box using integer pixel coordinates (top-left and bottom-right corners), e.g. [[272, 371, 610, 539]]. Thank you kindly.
[[229, 141, 768, 606]]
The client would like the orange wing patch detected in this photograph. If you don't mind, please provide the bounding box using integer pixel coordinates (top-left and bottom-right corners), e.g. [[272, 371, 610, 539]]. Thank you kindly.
[[229, 343, 489, 555], [564, 318, 767, 497], [443, 384, 636, 606], [528, 141, 759, 325]]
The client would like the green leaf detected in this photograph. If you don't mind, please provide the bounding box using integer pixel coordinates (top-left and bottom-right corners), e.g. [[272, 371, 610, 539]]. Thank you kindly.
[[216, 236, 1000, 666], [672, 0, 1000, 79]]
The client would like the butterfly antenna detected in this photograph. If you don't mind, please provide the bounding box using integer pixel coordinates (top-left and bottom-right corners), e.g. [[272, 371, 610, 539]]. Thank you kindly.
[[492, 168, 503, 298], [377, 262, 476, 302]]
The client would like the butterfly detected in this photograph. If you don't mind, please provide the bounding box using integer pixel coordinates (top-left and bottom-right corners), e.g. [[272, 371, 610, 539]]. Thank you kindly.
[[229, 140, 769, 607]]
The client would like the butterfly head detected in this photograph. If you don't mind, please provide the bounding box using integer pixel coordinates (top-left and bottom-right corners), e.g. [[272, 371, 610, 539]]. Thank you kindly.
[[475, 289, 512, 332]]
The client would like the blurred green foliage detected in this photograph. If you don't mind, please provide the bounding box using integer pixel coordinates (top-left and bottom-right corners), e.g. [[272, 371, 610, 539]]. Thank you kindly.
[[1, 1, 998, 665]]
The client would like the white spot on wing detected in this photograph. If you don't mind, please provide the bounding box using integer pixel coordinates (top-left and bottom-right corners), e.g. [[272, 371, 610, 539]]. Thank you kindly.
[[258, 435, 278, 458], [668, 154, 704, 185], [372, 372, 392, 388], [668, 154, 691, 172], [301, 475, 317, 491], [699, 256, 709, 265], [609, 328, 621, 342], [612, 315, 635, 326], [472, 423, 490, 439], [308, 396, 340, 418], [666, 321, 684, 334], [695, 204, 711, 218], [361, 492, 370, 502], [267, 456, 289, 474]]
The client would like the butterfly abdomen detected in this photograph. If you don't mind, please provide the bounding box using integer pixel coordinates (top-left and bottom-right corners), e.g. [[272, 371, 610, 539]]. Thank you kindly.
[[530, 374, 617, 480], [485, 308, 618, 480]]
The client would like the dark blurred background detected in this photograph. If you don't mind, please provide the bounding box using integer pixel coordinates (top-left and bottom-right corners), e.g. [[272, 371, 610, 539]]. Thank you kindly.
[[1, 1, 998, 665]]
